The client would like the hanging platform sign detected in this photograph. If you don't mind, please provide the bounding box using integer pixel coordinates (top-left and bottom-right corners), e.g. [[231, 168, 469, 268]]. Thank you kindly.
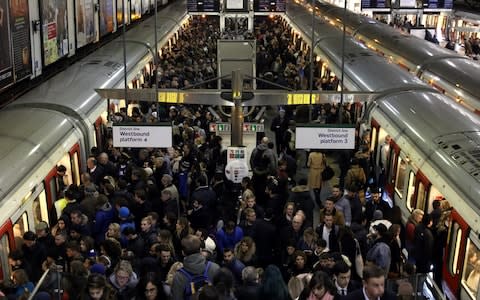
[[113, 123, 172, 148], [296, 125, 356, 150]]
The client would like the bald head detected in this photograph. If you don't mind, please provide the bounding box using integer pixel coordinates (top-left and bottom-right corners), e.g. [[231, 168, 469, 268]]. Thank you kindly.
[[261, 137, 269, 145]]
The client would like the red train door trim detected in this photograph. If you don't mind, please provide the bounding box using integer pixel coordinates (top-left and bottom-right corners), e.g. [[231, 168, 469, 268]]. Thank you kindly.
[[385, 141, 400, 198], [44, 167, 57, 210], [443, 209, 468, 298], [412, 170, 431, 211]]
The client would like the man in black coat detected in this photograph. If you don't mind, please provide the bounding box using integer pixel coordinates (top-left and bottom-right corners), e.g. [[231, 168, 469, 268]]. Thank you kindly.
[[342, 264, 396, 300]]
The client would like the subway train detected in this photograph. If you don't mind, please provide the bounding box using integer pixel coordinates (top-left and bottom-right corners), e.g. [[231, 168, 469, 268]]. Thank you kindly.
[[286, 2, 480, 299], [294, 0, 480, 113], [0, 2, 188, 279]]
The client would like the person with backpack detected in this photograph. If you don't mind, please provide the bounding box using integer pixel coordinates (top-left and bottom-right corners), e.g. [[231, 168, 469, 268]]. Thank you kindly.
[[250, 137, 277, 206], [172, 235, 220, 300]]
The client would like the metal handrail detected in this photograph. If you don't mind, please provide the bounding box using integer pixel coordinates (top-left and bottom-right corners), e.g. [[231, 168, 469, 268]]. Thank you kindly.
[[27, 268, 50, 300]]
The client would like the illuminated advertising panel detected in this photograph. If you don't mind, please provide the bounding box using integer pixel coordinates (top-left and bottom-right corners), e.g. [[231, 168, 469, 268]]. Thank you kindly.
[[131, 0, 141, 21], [76, 0, 95, 48], [10, 0, 31, 81], [0, 0, 13, 88], [100, 0, 114, 36], [41, 0, 69, 66], [117, 0, 124, 26]]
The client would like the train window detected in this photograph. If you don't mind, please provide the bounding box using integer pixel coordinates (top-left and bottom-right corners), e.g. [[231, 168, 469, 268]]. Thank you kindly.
[[57, 154, 73, 189], [370, 127, 377, 153], [462, 240, 480, 298], [406, 171, 415, 212], [13, 213, 29, 248], [417, 182, 427, 210], [33, 189, 49, 226], [49, 177, 57, 203], [0, 235, 9, 280], [387, 148, 396, 183], [448, 222, 462, 276], [71, 152, 81, 186], [395, 158, 407, 198]]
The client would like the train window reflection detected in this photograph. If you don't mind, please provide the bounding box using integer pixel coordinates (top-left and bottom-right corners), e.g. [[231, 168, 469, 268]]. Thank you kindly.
[[417, 182, 427, 210], [406, 171, 415, 212], [387, 148, 396, 184], [33, 189, 49, 226], [49, 177, 57, 203], [13, 213, 29, 248], [463, 240, 480, 298], [448, 222, 462, 275], [71, 152, 80, 186], [395, 158, 406, 198], [370, 127, 377, 153], [57, 154, 73, 189], [0, 235, 9, 279]]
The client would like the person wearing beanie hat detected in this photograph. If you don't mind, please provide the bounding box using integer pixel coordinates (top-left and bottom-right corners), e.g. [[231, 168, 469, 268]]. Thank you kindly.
[[90, 263, 106, 275], [119, 207, 130, 219]]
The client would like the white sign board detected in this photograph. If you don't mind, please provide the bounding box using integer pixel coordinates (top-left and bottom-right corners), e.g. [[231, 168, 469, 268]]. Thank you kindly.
[[226, 0, 244, 9], [225, 159, 249, 183], [296, 126, 356, 149], [113, 125, 172, 148]]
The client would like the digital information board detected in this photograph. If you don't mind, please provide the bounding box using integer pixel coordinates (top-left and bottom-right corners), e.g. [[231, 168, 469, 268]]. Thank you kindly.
[[187, 0, 219, 12], [254, 0, 286, 12]]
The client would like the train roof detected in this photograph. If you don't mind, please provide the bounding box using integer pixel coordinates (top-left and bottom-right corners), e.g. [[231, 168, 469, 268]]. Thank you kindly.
[[424, 57, 480, 98], [375, 91, 480, 208], [0, 108, 77, 201], [287, 2, 426, 91], [10, 4, 187, 119]]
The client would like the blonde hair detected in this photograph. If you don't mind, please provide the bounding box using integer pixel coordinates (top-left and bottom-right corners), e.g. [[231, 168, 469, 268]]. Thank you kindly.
[[166, 262, 184, 285], [114, 260, 133, 276], [108, 223, 121, 239]]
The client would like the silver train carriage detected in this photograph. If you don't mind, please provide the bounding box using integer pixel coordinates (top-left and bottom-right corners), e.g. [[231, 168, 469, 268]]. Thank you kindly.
[[0, 3, 188, 280], [295, 0, 480, 113]]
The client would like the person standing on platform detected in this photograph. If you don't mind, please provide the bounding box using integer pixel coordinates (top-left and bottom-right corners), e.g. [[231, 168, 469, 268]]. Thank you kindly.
[[307, 150, 325, 207], [270, 108, 290, 154], [250, 137, 277, 206]]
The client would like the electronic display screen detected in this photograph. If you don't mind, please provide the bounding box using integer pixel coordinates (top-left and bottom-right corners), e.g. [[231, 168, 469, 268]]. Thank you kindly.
[[254, 0, 286, 11], [361, 0, 391, 9], [187, 0, 219, 12]]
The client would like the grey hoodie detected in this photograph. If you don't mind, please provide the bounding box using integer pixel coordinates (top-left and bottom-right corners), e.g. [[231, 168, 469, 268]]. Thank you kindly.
[[172, 253, 220, 300]]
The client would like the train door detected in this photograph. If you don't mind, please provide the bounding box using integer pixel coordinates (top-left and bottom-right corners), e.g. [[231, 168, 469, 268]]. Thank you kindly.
[[392, 152, 415, 218], [0, 221, 13, 280], [444, 209, 469, 298], [460, 234, 480, 299], [409, 170, 431, 212], [370, 119, 390, 187], [94, 116, 105, 153], [384, 140, 400, 199]]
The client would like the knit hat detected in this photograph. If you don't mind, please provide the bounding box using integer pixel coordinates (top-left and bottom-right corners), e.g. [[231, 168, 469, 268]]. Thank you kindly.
[[373, 210, 383, 221], [90, 263, 106, 275], [119, 207, 130, 219]]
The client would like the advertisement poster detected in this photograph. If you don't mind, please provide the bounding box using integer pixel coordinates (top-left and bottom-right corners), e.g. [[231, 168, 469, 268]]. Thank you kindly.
[[76, 0, 95, 48], [10, 0, 31, 81], [0, 0, 13, 88], [131, 0, 141, 21], [99, 0, 114, 36], [117, 0, 124, 27], [142, 0, 150, 14], [41, 0, 68, 66]]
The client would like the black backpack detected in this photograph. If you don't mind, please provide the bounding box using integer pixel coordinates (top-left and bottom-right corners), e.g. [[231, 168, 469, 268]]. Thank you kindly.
[[252, 148, 268, 170], [178, 261, 213, 300]]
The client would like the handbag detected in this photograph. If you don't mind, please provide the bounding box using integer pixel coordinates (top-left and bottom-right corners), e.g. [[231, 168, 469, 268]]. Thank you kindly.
[[322, 165, 335, 181], [354, 238, 364, 278]]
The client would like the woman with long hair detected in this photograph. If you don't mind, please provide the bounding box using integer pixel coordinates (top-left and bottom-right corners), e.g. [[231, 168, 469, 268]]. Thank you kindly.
[[257, 265, 291, 300], [136, 272, 168, 300], [234, 236, 257, 266], [298, 271, 335, 300]]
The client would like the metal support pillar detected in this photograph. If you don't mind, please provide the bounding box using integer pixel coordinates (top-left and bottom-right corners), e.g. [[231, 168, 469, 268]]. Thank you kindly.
[[231, 70, 244, 146]]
